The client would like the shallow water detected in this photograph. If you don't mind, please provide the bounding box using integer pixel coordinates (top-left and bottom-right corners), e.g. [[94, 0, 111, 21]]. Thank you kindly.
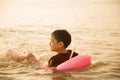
[[0, 0, 120, 80]]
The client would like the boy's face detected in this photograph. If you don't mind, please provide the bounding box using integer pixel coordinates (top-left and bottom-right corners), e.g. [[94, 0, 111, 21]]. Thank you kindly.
[[50, 35, 63, 52]]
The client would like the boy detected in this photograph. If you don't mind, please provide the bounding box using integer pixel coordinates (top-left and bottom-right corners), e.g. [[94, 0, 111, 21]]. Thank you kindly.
[[4, 29, 78, 71], [44, 29, 78, 71]]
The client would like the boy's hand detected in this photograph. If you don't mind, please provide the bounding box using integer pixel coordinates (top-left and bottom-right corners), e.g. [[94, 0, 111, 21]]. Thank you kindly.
[[42, 64, 50, 71], [27, 53, 39, 64]]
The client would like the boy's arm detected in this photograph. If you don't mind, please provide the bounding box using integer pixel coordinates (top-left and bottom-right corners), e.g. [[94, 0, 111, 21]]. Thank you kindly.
[[15, 55, 26, 62], [42, 65, 58, 72], [15, 53, 39, 64]]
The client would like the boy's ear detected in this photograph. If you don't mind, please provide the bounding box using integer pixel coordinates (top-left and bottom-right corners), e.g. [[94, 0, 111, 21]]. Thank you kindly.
[[58, 41, 64, 47]]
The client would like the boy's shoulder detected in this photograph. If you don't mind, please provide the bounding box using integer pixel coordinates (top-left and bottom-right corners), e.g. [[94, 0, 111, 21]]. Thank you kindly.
[[67, 49, 79, 56]]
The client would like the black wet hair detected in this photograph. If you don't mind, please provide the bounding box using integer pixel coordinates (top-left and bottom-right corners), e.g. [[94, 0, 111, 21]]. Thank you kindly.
[[52, 29, 71, 48]]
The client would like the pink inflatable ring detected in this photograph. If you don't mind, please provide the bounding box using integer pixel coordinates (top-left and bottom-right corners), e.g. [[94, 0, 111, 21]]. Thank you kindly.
[[56, 54, 91, 71]]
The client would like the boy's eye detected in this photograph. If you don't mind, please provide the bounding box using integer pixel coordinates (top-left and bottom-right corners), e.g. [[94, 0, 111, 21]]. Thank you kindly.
[[51, 40, 54, 42]]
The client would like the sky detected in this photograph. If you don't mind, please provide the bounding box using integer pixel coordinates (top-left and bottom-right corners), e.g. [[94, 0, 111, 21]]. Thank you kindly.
[[0, 0, 120, 26]]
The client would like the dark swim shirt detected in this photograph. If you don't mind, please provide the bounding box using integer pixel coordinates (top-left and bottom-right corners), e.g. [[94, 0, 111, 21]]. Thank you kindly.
[[48, 50, 78, 67]]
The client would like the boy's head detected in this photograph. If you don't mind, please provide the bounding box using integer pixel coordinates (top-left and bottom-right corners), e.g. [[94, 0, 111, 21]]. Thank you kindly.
[[50, 29, 71, 51]]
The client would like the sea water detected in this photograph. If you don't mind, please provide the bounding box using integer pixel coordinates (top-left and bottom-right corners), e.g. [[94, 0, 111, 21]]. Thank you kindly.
[[0, 0, 120, 80]]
